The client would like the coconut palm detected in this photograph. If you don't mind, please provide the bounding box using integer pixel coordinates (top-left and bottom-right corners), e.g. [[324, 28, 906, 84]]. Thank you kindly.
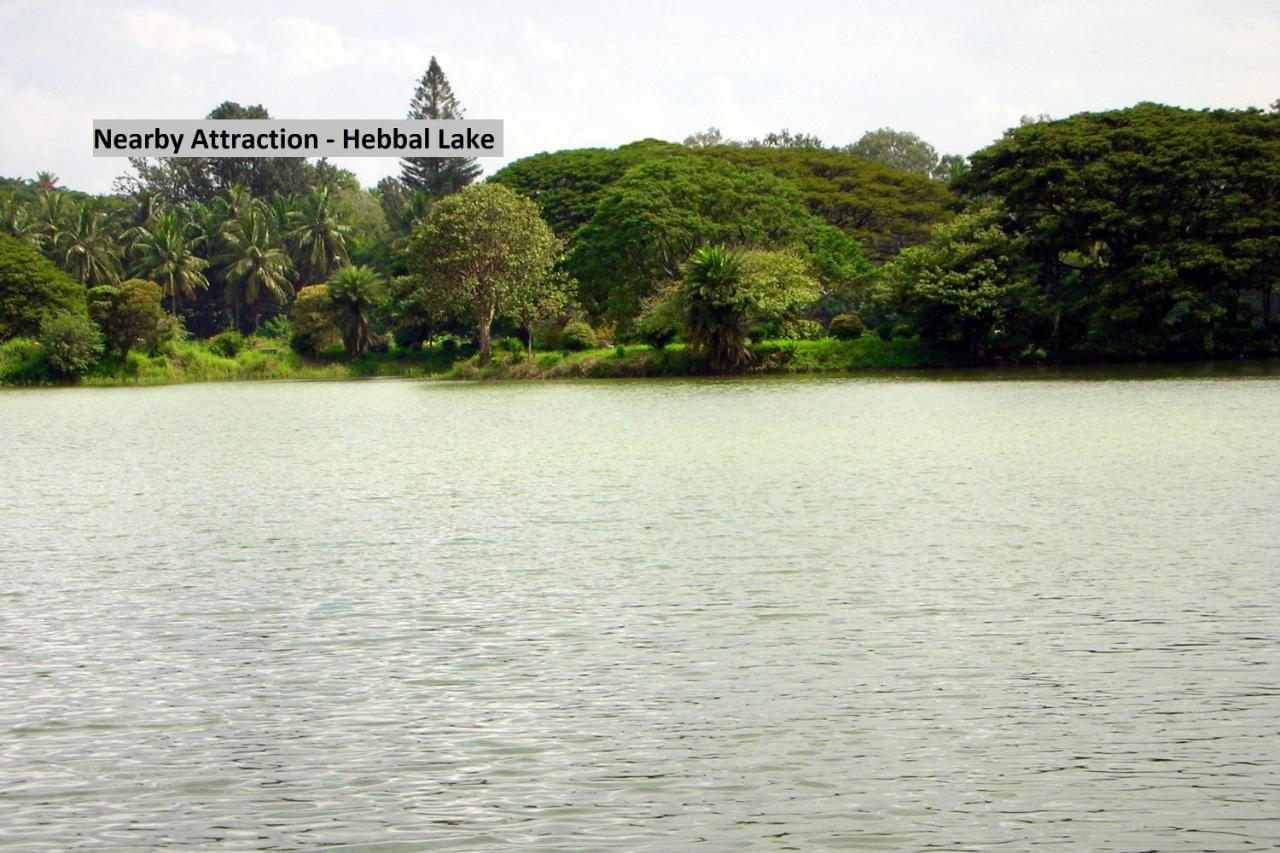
[[328, 265, 384, 355], [0, 195, 39, 245], [54, 201, 123, 286], [131, 213, 209, 314], [222, 209, 294, 331], [288, 186, 351, 282]]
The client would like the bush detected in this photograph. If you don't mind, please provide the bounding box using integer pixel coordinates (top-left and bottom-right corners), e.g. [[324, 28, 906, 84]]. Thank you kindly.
[[0, 233, 87, 341], [560, 320, 597, 351], [289, 285, 343, 356], [0, 337, 46, 383], [38, 312, 102, 378], [209, 330, 245, 358], [259, 314, 290, 339], [828, 312, 866, 340], [495, 336, 524, 354], [87, 279, 169, 358], [439, 337, 459, 357], [614, 343, 627, 358]]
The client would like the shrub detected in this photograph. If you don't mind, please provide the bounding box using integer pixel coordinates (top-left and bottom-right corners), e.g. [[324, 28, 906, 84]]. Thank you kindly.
[[289, 285, 343, 356], [614, 343, 627, 358], [560, 320, 597, 351], [439, 337, 459, 357], [495, 336, 524, 354], [0, 337, 46, 383], [828, 312, 866, 340], [209, 330, 245, 358], [87, 279, 169, 358], [0, 233, 87, 341], [38, 312, 102, 378], [259, 314, 290, 339]]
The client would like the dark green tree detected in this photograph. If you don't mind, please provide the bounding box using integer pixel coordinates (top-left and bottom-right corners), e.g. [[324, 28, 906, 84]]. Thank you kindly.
[[401, 58, 482, 198], [0, 233, 87, 340], [87, 278, 171, 358]]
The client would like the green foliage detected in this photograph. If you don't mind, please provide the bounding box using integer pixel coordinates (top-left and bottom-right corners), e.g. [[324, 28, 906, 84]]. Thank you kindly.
[[208, 330, 245, 357], [401, 58, 482, 197], [0, 232, 87, 340], [489, 140, 684, 237], [407, 183, 562, 363], [560, 320, 597, 351], [38, 312, 102, 377], [88, 278, 169, 358], [130, 212, 209, 314], [258, 314, 290, 339], [843, 128, 940, 176], [289, 284, 342, 356], [959, 103, 1280, 358], [827, 312, 866, 340], [0, 337, 47, 383], [879, 205, 1036, 362], [699, 146, 954, 259], [327, 265, 384, 355], [287, 186, 351, 282], [568, 156, 817, 322]]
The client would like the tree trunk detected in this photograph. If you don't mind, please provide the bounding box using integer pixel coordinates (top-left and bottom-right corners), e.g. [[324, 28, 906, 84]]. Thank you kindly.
[[477, 304, 496, 364]]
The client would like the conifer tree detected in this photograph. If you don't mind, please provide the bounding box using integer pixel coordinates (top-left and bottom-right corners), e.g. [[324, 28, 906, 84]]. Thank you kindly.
[[401, 58, 482, 198]]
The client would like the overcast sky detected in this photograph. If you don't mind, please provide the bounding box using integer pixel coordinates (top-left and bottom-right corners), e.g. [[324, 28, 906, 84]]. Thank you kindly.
[[1, 0, 1276, 193]]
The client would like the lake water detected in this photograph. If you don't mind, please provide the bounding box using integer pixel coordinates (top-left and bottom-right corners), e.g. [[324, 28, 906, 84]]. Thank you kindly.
[[1, 370, 1278, 850]]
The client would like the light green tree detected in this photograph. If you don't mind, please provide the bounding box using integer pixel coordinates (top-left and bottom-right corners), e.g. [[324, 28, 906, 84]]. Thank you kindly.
[[407, 183, 561, 363]]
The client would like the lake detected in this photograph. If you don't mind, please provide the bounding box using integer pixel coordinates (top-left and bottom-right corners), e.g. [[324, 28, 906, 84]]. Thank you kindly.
[[1, 371, 1277, 849]]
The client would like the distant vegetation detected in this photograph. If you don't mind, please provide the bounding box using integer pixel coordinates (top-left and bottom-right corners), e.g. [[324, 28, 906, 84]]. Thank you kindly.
[[2, 68, 1277, 386]]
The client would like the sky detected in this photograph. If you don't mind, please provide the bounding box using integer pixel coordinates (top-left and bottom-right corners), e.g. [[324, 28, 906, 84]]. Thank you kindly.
[[1, 0, 1277, 193]]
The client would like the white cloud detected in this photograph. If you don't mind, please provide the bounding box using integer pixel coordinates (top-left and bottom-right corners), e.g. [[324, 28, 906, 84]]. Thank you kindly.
[[114, 8, 238, 58], [273, 16, 352, 77]]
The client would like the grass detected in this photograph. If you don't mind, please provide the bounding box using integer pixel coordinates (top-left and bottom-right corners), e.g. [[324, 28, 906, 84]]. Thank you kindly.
[[2, 333, 944, 388]]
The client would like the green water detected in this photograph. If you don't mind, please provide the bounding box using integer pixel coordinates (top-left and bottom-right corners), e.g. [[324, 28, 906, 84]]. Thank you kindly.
[[1, 371, 1277, 849]]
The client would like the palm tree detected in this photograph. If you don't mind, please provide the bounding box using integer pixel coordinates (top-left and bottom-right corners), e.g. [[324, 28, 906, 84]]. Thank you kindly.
[[34, 171, 60, 192], [33, 190, 72, 251], [328, 265, 384, 355], [683, 245, 750, 373], [54, 201, 123, 286], [288, 186, 351, 282], [132, 213, 210, 314], [222, 209, 294, 331], [0, 195, 39, 245]]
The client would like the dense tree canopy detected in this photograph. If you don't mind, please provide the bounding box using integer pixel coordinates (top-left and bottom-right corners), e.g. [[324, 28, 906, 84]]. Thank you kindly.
[[0, 233, 87, 340], [958, 103, 1280, 357]]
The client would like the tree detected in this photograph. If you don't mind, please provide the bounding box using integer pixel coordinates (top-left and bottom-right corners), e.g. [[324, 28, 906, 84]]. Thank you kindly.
[[959, 103, 1280, 357], [289, 284, 343, 356], [327, 265, 384, 355], [683, 127, 730, 148], [746, 129, 825, 149], [38, 312, 102, 378], [400, 57, 482, 198], [87, 278, 170, 358], [288, 186, 352, 282], [678, 246, 819, 373], [130, 212, 209, 314], [567, 156, 820, 323], [34, 171, 60, 192], [407, 183, 560, 363], [120, 102, 315, 205], [222, 209, 294, 332], [691, 146, 955, 259], [877, 205, 1037, 362], [0, 233, 87, 340], [53, 201, 123, 287], [844, 128, 940, 176]]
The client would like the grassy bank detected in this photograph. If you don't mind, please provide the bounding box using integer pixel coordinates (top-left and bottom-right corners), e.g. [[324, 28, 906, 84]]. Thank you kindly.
[[448, 336, 939, 380]]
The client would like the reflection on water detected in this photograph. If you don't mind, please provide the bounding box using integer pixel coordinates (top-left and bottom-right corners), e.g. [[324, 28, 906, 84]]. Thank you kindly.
[[1, 371, 1277, 849]]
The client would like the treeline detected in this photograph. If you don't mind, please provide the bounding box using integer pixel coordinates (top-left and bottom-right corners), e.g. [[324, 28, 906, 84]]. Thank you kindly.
[[1, 66, 1277, 384]]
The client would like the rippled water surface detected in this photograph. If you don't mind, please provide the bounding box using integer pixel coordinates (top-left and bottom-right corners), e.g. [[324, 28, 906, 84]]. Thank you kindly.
[[1, 373, 1278, 850]]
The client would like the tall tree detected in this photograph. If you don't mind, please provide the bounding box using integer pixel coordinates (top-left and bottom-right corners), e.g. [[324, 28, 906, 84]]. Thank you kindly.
[[844, 128, 940, 176], [54, 201, 122, 287], [407, 183, 560, 363], [287, 186, 351, 283], [400, 57, 482, 198], [131, 213, 209, 315], [221, 209, 294, 331]]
